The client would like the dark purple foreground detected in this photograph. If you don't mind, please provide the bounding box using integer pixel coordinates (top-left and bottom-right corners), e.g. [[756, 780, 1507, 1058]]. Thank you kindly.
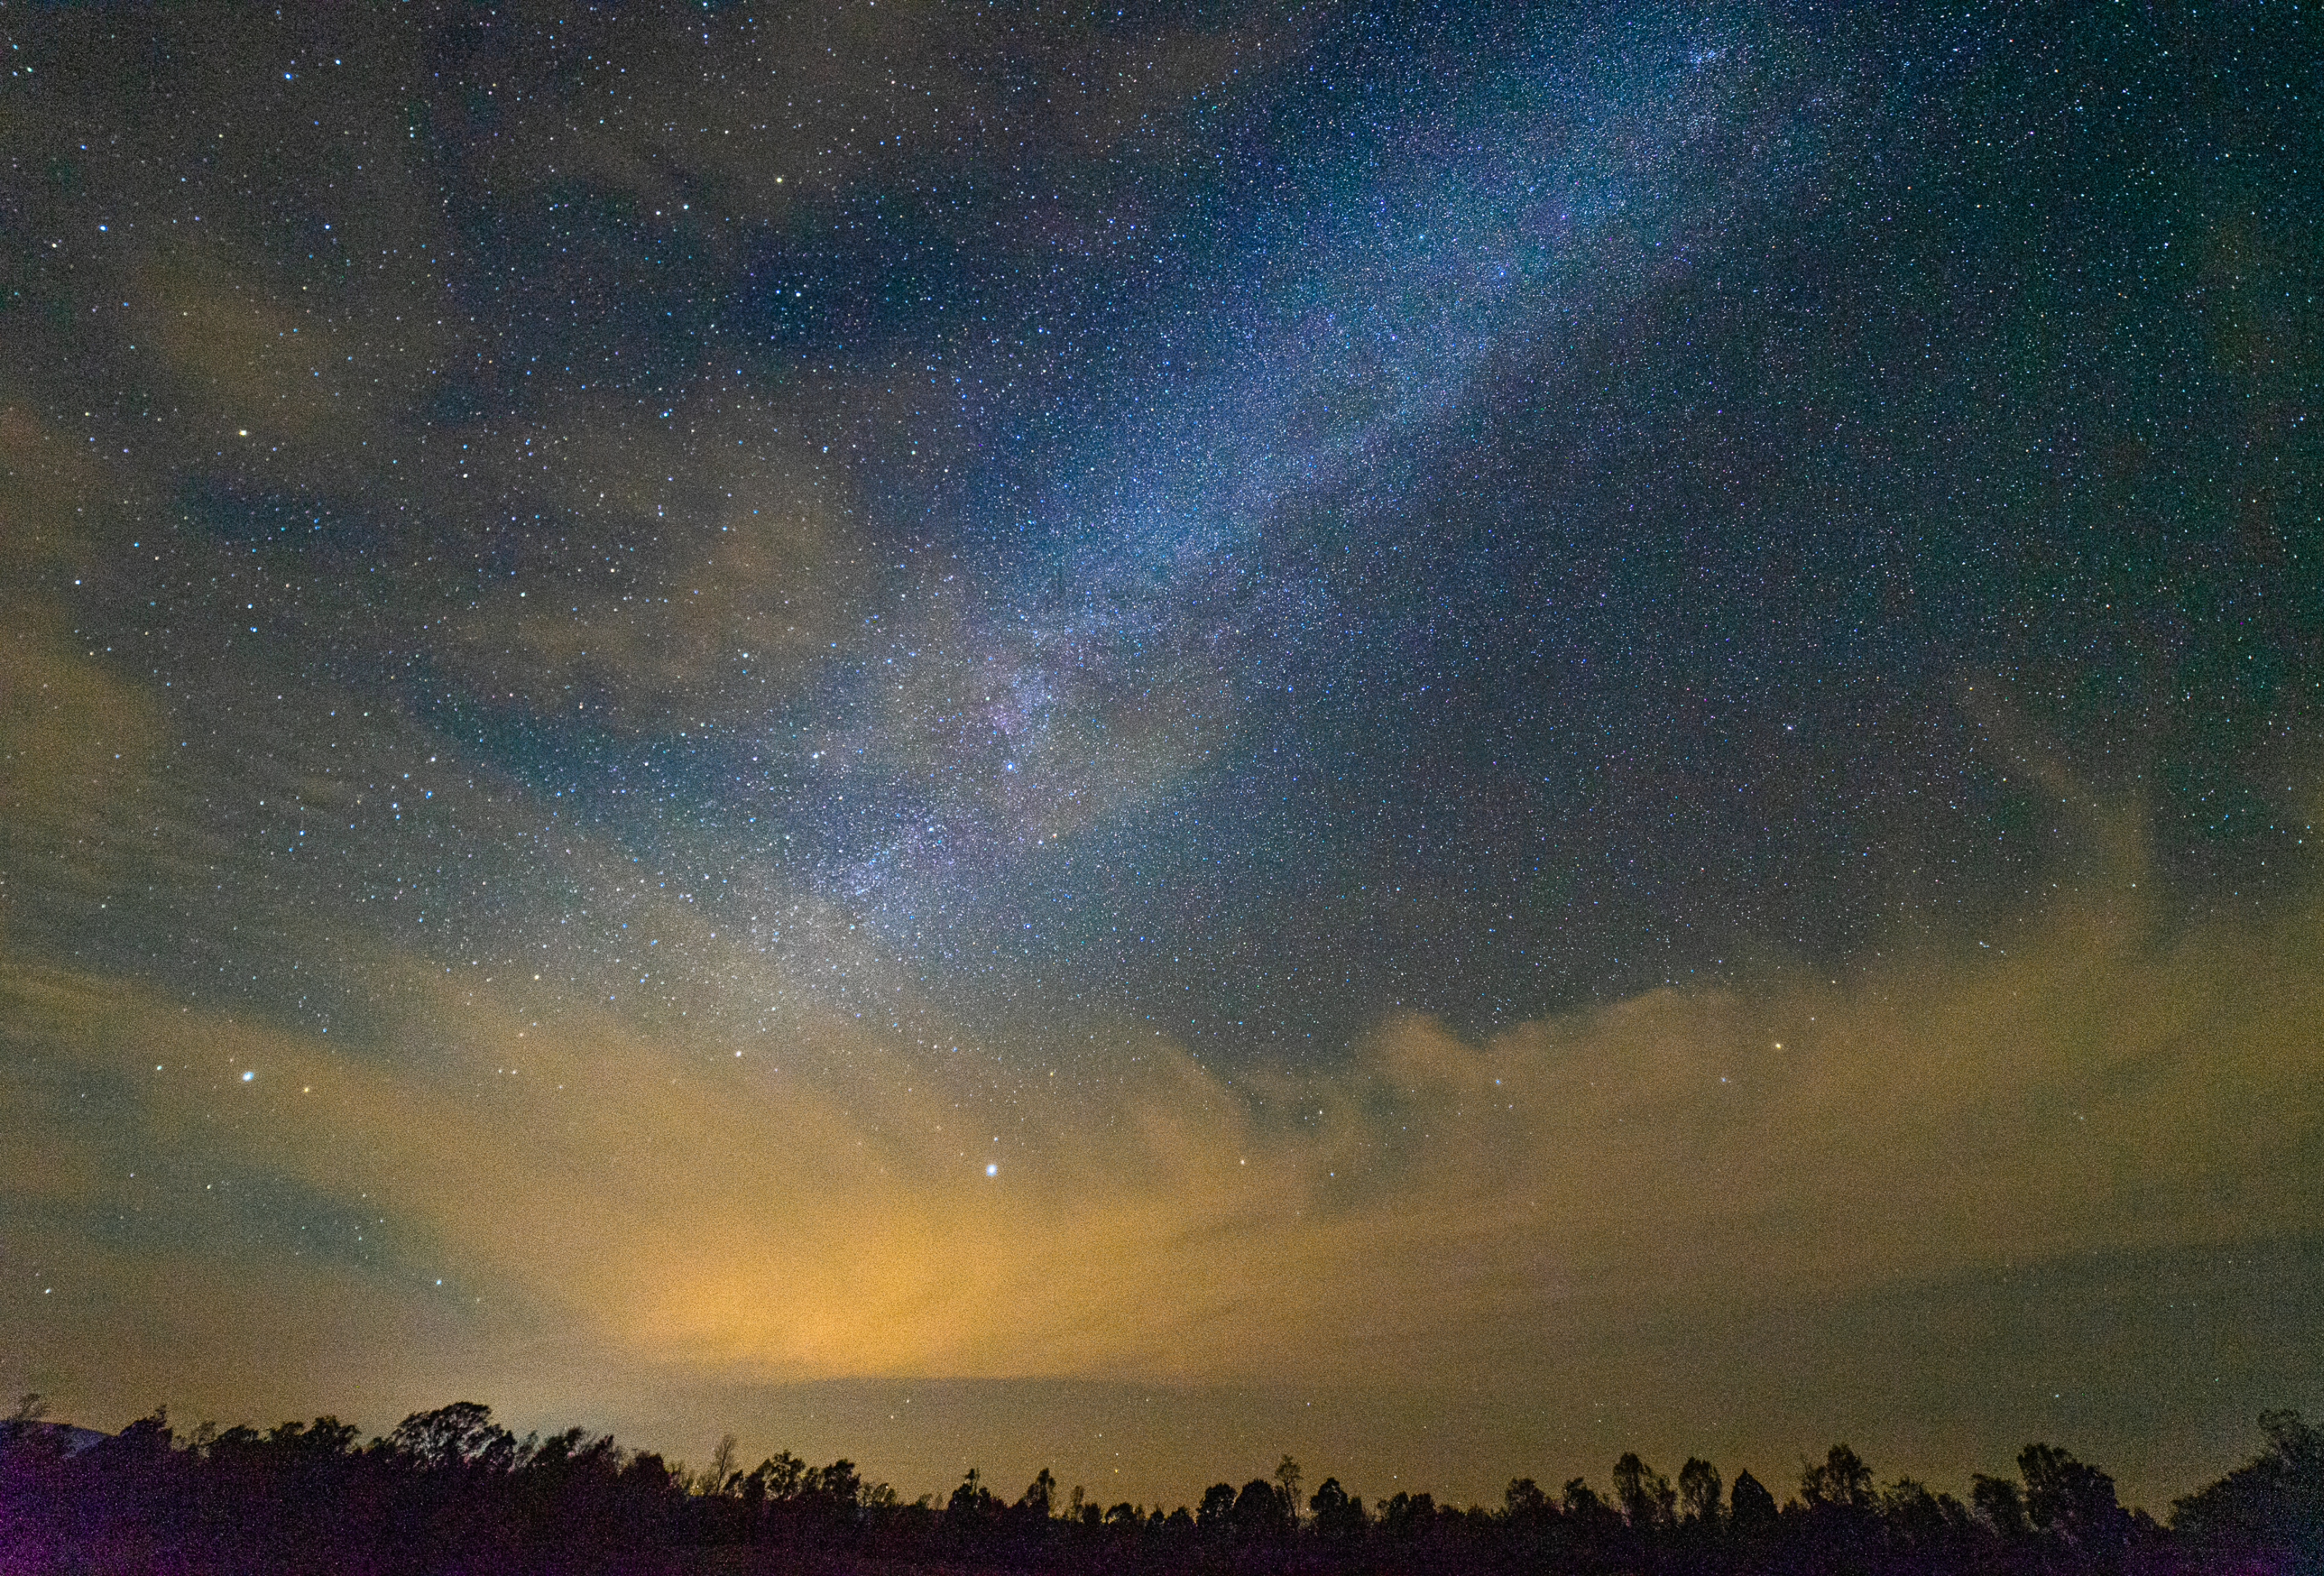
[[2, 1401, 2317, 1575]]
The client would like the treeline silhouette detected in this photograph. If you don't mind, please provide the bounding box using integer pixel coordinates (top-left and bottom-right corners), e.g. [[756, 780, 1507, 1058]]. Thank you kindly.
[[2, 1394, 2317, 1575]]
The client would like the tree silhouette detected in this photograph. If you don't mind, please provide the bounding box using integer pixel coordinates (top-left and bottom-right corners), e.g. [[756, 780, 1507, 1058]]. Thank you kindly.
[[1017, 1466, 1057, 1519], [3, 1394, 49, 1440], [1614, 1450, 1676, 1530], [1729, 1467, 1780, 1537], [7, 1389, 2305, 1576], [752, 1447, 808, 1504], [701, 1431, 739, 1498], [1801, 1442, 1877, 1513], [1309, 1474, 1366, 1540], [942, 1463, 1002, 1553], [1379, 1488, 1437, 1538], [1678, 1456, 1723, 1525], [2171, 1409, 2324, 1572], [2018, 1442, 2129, 1556], [1972, 1471, 2031, 1540], [386, 1400, 514, 1473], [1229, 1477, 1287, 1540], [1882, 1474, 1978, 1555]]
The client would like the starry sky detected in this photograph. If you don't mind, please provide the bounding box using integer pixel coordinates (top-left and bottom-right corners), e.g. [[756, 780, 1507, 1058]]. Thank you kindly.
[[3, 0, 2320, 1514]]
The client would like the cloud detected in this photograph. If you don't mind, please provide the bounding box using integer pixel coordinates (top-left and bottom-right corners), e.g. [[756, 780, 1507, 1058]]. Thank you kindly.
[[4, 386, 2317, 1469], [8, 834, 2319, 1408], [0, 408, 166, 856], [4, 582, 2317, 1499], [435, 394, 881, 728]]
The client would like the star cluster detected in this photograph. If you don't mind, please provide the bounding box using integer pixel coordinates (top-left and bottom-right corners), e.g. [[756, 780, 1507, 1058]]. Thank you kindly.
[[2, 0, 2320, 1510]]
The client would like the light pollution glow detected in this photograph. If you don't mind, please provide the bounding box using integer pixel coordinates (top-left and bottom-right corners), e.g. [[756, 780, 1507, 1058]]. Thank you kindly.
[[4, 0, 2320, 1520]]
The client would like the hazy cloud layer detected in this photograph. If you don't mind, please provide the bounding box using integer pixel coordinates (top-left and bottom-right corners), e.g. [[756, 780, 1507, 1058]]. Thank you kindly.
[[7, 680, 2320, 1499], [5, 0, 2319, 1522]]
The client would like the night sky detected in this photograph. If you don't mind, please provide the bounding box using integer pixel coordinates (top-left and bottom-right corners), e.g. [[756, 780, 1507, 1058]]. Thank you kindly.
[[4, 0, 2320, 1514]]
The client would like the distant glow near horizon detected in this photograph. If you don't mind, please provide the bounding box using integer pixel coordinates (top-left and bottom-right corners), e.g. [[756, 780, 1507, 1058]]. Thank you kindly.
[[0, 0, 2318, 1517]]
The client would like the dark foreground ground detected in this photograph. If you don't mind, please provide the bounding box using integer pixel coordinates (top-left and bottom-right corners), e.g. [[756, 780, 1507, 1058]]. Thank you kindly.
[[3, 1402, 2317, 1574]]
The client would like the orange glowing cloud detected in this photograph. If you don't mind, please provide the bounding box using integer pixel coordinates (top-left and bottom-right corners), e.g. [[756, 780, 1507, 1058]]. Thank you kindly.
[[9, 841, 2320, 1407]]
